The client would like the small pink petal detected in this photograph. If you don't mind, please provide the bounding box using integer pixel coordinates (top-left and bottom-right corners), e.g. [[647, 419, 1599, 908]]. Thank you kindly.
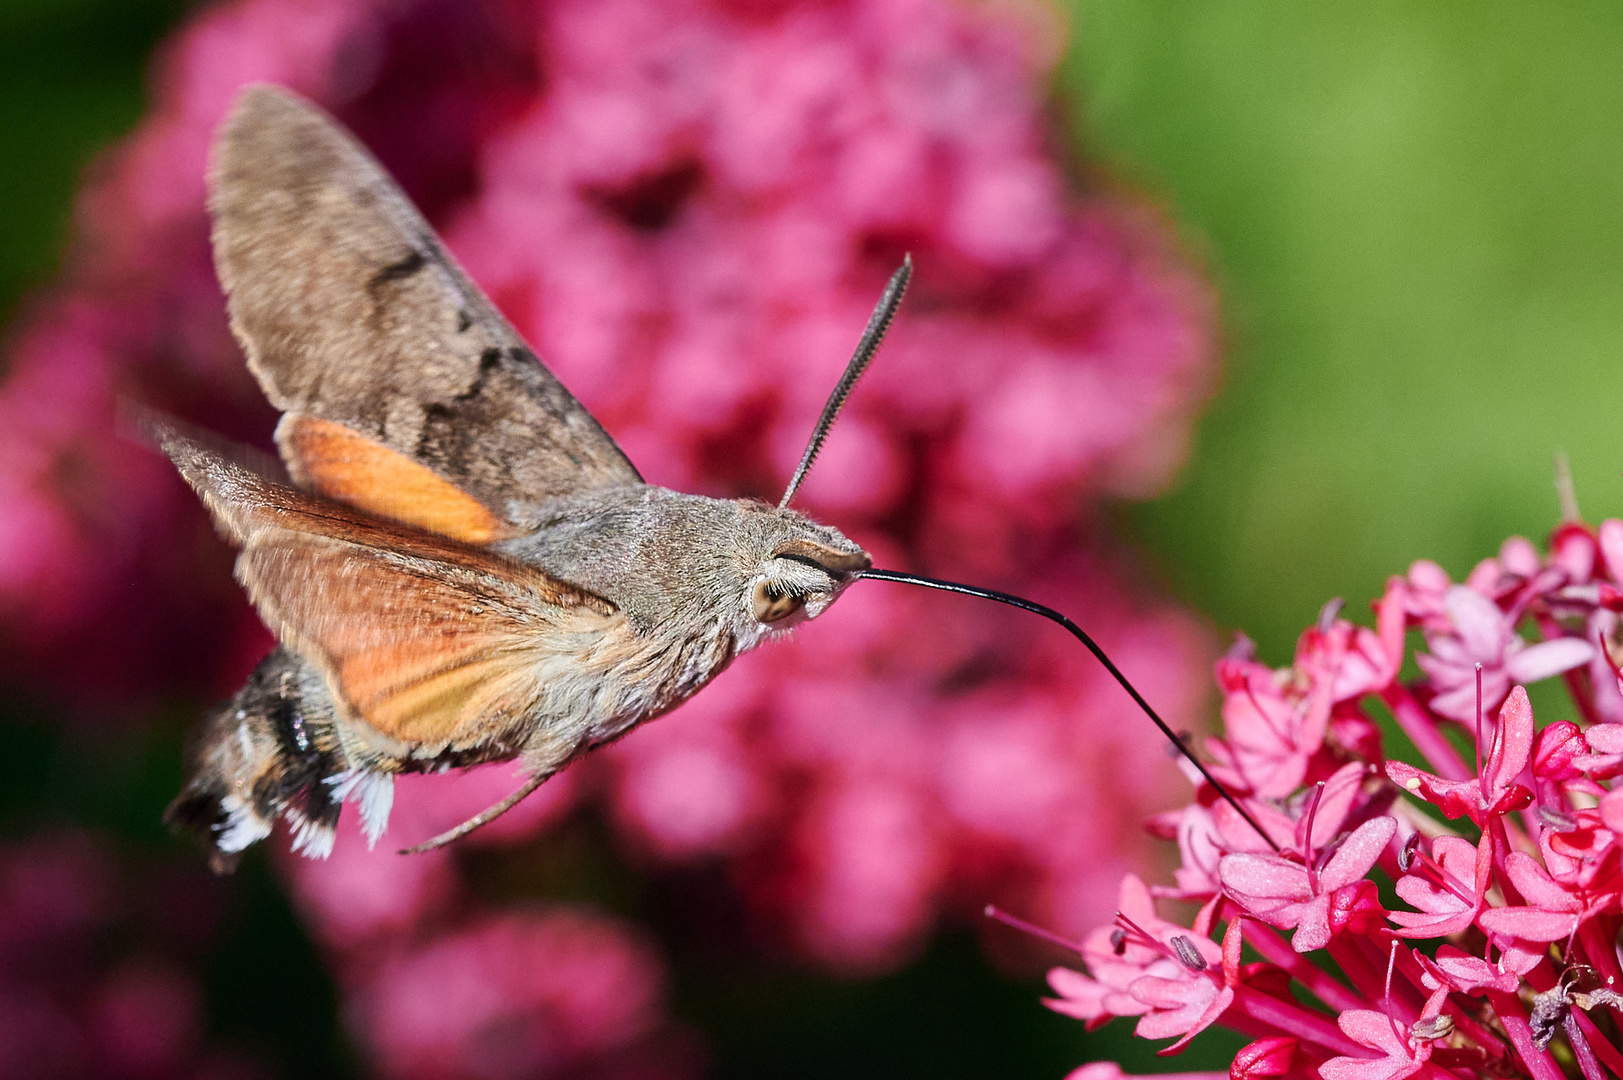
[[1476, 906, 1580, 941], [1161, 985, 1235, 1055], [1504, 638, 1593, 684], [1500, 536, 1542, 577], [1487, 686, 1536, 788], [1601, 519, 1623, 581], [1130, 975, 1211, 1011], [1336, 1009, 1409, 1055], [1319, 1057, 1423, 1080], [1431, 946, 1518, 994], [1387, 761, 1484, 821], [1300, 762, 1365, 850], [1601, 788, 1623, 833], [1389, 908, 1479, 938], [1502, 852, 1578, 911], [1288, 894, 1332, 953], [1499, 939, 1547, 976], [1047, 966, 1098, 999], [1221, 915, 1244, 981], [1134, 980, 1218, 1041], [1116, 874, 1161, 924], [1319, 816, 1397, 890], [1409, 560, 1452, 596], [1443, 585, 1509, 659], [1218, 854, 1312, 903], [1045, 967, 1110, 1021], [1433, 835, 1483, 882], [1393, 875, 1469, 916], [1587, 723, 1623, 754]]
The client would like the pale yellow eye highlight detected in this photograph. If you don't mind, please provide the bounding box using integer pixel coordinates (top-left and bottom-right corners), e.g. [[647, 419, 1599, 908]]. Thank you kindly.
[[752, 581, 805, 624]]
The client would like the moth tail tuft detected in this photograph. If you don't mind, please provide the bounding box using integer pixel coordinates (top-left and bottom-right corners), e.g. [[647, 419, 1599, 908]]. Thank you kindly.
[[325, 769, 395, 848], [165, 648, 349, 872]]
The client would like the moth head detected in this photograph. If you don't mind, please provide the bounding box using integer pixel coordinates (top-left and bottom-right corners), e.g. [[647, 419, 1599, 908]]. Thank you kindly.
[[741, 511, 870, 632], [734, 257, 901, 632]]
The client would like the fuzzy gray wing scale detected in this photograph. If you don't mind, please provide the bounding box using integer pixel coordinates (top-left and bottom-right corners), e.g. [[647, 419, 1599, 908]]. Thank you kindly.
[[209, 85, 642, 525]]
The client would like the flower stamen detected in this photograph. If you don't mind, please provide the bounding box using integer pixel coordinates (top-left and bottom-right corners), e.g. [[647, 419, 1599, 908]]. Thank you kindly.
[[1170, 935, 1208, 971], [982, 905, 1083, 956], [1475, 662, 1488, 803], [1301, 780, 1327, 893]]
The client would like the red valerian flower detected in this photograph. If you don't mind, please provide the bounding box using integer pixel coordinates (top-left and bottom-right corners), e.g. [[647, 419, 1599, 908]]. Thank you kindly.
[[1210, 637, 1330, 800], [1219, 815, 1395, 952], [1044, 875, 1239, 1053], [1043, 514, 1623, 1079], [1318, 995, 1447, 1080], [356, 908, 691, 1080], [1388, 834, 1492, 940], [1412, 582, 1592, 726], [1385, 686, 1537, 827]]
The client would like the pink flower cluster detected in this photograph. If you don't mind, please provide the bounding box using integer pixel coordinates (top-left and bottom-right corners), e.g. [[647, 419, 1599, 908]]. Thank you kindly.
[[1037, 517, 1623, 1080], [0, 831, 248, 1079], [1, 0, 1217, 1071]]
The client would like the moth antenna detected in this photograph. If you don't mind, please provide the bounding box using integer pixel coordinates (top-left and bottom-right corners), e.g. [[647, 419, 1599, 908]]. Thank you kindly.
[[397, 769, 551, 854], [856, 568, 1281, 853], [778, 255, 912, 509]]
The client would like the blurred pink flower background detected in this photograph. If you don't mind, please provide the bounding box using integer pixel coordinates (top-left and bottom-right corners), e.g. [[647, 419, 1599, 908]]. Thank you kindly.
[[0, 0, 1219, 1074]]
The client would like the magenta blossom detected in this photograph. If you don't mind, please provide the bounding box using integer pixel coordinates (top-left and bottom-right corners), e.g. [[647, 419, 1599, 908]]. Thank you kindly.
[[1413, 583, 1591, 726], [1219, 815, 1395, 953], [1385, 686, 1536, 827], [1044, 875, 1240, 1055], [1318, 993, 1447, 1080], [1029, 511, 1623, 1080], [1388, 834, 1492, 940]]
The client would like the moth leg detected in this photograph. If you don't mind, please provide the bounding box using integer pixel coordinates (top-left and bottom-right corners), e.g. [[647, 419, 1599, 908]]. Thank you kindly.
[[395, 768, 553, 854]]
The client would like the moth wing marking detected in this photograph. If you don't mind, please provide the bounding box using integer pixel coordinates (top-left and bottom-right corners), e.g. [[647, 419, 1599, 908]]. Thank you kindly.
[[278, 412, 513, 544], [211, 83, 642, 530]]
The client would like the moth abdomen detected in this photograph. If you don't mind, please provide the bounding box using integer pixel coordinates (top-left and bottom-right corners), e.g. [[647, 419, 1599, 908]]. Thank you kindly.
[[165, 647, 350, 873]]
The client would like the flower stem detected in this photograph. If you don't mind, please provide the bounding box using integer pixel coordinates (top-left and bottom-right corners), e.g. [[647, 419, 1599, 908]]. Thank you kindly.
[[1380, 684, 1471, 782], [1563, 1013, 1609, 1080], [1486, 988, 1567, 1080], [1577, 914, 1623, 988], [1229, 986, 1364, 1058], [1243, 924, 1362, 1011], [1325, 935, 1389, 1008], [1572, 1011, 1623, 1078]]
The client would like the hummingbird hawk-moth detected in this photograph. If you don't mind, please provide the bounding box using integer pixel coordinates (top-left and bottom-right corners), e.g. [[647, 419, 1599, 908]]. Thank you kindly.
[[162, 85, 1267, 872], [160, 84, 898, 869]]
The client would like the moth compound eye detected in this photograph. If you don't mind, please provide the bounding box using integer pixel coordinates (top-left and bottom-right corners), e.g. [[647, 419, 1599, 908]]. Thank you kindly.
[[752, 581, 804, 624]]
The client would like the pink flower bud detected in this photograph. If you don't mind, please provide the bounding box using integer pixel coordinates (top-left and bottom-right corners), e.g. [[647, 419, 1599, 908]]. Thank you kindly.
[[1534, 721, 1585, 780], [1327, 878, 1386, 939], [1230, 1036, 1299, 1080], [1550, 522, 1598, 581]]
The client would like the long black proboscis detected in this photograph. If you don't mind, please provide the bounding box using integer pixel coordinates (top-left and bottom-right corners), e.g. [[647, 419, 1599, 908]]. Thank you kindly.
[[856, 568, 1279, 852], [779, 255, 913, 509]]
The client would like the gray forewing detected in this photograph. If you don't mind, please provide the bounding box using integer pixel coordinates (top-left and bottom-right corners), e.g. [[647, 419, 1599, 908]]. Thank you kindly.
[[209, 84, 642, 525]]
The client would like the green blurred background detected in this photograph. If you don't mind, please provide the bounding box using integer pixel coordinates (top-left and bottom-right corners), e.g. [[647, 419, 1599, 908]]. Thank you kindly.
[[4, 0, 1622, 1075], [1061, 0, 1623, 661]]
